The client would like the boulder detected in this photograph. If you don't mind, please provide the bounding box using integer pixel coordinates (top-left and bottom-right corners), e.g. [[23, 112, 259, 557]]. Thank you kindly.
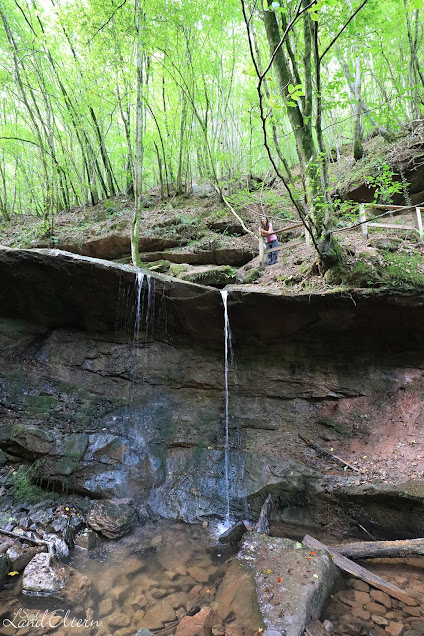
[[216, 521, 247, 546], [175, 606, 222, 636], [22, 552, 91, 604], [75, 529, 99, 550], [6, 543, 40, 571], [206, 218, 247, 235], [87, 498, 134, 539], [180, 265, 238, 286], [22, 552, 65, 596], [238, 533, 338, 636]]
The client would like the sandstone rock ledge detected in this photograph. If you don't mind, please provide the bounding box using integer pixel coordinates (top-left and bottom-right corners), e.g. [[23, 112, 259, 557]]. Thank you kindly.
[[238, 533, 338, 636]]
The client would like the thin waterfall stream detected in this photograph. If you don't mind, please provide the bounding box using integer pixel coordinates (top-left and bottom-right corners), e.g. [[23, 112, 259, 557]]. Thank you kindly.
[[220, 289, 232, 523]]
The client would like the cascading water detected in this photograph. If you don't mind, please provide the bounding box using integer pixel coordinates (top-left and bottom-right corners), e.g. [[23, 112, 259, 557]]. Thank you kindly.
[[118, 271, 155, 492], [220, 289, 232, 522], [133, 272, 145, 348]]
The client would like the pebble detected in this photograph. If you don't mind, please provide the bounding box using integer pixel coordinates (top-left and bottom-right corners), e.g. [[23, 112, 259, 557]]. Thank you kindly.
[[385, 622, 406, 636], [366, 602, 388, 615], [386, 612, 408, 622], [410, 623, 424, 635], [351, 580, 370, 592], [354, 590, 371, 605], [405, 608, 422, 617], [352, 608, 371, 620], [188, 566, 210, 583], [372, 615, 389, 627], [371, 589, 392, 609]]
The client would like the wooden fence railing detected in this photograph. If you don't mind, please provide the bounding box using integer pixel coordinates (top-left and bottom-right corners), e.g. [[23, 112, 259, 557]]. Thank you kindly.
[[259, 204, 424, 266], [359, 204, 424, 240]]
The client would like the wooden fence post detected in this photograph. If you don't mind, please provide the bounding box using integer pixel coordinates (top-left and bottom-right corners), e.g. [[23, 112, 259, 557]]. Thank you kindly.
[[305, 227, 312, 250], [416, 207, 424, 241], [259, 236, 265, 266], [359, 204, 368, 238]]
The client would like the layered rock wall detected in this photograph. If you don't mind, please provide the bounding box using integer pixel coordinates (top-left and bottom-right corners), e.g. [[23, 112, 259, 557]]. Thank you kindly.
[[1, 249, 424, 536]]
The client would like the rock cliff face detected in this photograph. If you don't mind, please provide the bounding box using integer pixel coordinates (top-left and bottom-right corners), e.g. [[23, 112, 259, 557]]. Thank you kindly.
[[1, 248, 424, 537]]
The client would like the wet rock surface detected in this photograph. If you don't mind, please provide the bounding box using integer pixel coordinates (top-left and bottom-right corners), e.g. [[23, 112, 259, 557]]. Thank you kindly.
[[86, 499, 134, 539], [0, 249, 424, 535], [238, 532, 338, 636], [22, 552, 91, 604]]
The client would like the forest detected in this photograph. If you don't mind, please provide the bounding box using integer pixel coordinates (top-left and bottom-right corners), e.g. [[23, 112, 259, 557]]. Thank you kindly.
[[0, 0, 423, 269]]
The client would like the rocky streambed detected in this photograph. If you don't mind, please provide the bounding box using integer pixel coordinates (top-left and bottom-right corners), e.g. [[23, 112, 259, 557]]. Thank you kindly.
[[0, 512, 263, 636]]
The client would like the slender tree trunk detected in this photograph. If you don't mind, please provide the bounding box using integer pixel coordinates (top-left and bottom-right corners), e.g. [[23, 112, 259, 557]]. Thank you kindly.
[[339, 53, 394, 142], [176, 90, 186, 195], [131, 0, 144, 267], [353, 57, 364, 160]]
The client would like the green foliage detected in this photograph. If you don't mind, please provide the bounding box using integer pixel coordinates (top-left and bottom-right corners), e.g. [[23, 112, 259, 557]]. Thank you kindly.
[[365, 163, 405, 204], [11, 461, 56, 503]]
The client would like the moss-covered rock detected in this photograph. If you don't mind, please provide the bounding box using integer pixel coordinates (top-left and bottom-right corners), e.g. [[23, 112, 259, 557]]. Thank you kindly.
[[21, 394, 57, 416], [241, 267, 262, 284], [169, 263, 190, 277], [144, 259, 171, 273], [180, 265, 238, 285]]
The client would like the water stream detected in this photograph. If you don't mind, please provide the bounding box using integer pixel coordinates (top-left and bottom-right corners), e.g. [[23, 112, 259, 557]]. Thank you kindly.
[[220, 290, 232, 524]]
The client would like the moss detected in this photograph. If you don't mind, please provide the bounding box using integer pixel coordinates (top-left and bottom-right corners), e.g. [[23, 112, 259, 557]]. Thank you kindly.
[[242, 267, 262, 284], [181, 266, 238, 285], [170, 263, 190, 277], [21, 394, 57, 415], [325, 257, 383, 288], [11, 461, 57, 503], [380, 251, 424, 288], [57, 434, 88, 475], [143, 260, 171, 273]]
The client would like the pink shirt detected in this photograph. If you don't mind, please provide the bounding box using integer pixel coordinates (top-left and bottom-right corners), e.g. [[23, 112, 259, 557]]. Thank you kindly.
[[259, 222, 277, 243]]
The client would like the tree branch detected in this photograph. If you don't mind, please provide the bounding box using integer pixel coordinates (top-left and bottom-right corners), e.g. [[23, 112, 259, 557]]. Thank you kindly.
[[86, 0, 128, 46], [320, 0, 370, 62]]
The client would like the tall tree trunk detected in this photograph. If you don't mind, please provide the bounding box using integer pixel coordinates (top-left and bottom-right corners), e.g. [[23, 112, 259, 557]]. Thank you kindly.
[[176, 90, 187, 195], [131, 0, 145, 267], [353, 57, 364, 160]]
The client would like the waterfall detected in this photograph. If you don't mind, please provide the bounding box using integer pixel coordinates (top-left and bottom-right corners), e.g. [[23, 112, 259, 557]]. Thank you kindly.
[[220, 290, 232, 522], [134, 272, 145, 348], [119, 271, 154, 490]]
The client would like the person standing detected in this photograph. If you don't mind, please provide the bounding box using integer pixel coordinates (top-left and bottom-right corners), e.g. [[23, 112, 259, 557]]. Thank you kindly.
[[259, 215, 279, 265]]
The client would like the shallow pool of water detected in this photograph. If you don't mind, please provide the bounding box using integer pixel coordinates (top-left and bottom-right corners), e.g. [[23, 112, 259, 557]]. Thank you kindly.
[[0, 520, 261, 636]]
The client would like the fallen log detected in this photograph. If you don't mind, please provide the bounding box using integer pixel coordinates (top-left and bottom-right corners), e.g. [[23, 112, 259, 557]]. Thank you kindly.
[[0, 527, 50, 548], [302, 534, 417, 606], [331, 538, 424, 559]]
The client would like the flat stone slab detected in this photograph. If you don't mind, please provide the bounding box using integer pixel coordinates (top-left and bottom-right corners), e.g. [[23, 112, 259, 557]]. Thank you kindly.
[[238, 532, 338, 636]]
